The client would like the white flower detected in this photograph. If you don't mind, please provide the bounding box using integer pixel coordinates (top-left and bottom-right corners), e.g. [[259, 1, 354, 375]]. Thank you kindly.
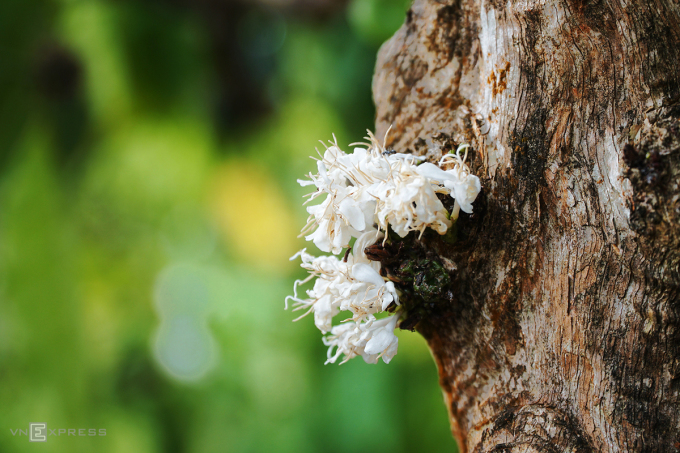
[[372, 164, 451, 238], [286, 241, 399, 333], [323, 315, 399, 364], [288, 132, 482, 365], [444, 166, 481, 214], [304, 202, 357, 254], [363, 315, 399, 362], [415, 144, 481, 219], [345, 262, 399, 316], [285, 249, 342, 332], [298, 142, 380, 254]]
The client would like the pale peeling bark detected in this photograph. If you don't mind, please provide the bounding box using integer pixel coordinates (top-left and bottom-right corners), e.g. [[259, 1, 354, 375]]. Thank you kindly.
[[372, 1, 680, 452]]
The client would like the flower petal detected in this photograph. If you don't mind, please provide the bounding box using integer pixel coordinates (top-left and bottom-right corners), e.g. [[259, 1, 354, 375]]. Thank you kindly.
[[351, 263, 384, 288]]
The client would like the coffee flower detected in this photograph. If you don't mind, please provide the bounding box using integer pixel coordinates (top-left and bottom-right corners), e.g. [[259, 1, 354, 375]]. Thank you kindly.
[[415, 144, 481, 220], [288, 132, 481, 364], [323, 315, 400, 365]]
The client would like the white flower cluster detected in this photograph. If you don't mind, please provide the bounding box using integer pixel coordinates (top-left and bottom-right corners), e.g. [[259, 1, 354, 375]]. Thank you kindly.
[[287, 132, 481, 364]]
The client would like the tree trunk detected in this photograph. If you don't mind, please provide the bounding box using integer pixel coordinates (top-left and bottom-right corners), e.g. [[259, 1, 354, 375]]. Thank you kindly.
[[372, 0, 680, 451]]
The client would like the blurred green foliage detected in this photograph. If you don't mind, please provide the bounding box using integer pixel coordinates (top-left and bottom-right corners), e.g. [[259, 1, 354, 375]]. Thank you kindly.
[[0, 0, 458, 452]]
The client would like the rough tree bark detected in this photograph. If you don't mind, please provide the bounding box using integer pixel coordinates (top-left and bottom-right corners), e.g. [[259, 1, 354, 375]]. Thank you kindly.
[[371, 0, 680, 451]]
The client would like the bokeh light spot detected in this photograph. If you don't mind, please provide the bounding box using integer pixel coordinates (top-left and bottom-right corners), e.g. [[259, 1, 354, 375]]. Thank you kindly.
[[209, 161, 297, 272], [153, 264, 217, 381]]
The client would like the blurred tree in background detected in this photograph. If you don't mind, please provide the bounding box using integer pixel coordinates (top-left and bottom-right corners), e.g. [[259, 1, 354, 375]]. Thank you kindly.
[[0, 0, 458, 451]]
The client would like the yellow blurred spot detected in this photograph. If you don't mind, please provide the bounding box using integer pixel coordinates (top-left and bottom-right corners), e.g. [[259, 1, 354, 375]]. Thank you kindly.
[[209, 161, 297, 272]]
